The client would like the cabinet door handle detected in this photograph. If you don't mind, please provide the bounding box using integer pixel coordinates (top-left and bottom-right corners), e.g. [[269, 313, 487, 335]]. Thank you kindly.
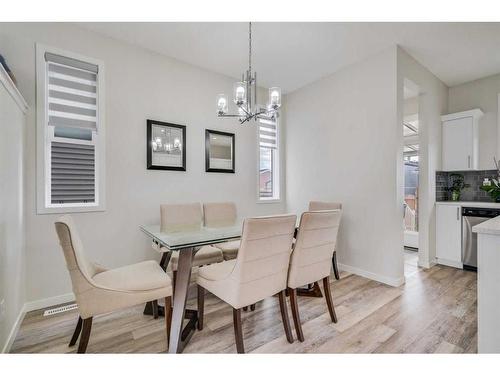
[[457, 207, 460, 220], [468, 155, 471, 168]]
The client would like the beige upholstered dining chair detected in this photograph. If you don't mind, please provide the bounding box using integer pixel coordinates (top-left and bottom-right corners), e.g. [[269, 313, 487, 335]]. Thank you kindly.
[[196, 214, 297, 353], [308, 201, 342, 280], [287, 209, 342, 342], [55, 215, 173, 353], [157, 203, 224, 285], [203, 202, 240, 260]]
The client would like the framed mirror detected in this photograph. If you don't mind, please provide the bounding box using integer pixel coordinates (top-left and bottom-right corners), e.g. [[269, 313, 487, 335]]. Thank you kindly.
[[147, 120, 186, 171], [205, 129, 235, 173]]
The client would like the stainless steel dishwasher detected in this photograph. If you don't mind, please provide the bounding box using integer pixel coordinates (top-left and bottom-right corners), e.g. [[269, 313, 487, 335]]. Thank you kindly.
[[462, 207, 500, 271]]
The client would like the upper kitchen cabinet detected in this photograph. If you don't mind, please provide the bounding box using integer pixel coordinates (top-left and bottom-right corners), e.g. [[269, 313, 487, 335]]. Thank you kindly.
[[441, 109, 483, 171]]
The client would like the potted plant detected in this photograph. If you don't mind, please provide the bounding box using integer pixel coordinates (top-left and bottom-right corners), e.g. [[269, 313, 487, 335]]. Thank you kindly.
[[481, 179, 500, 202], [446, 173, 470, 201], [480, 158, 500, 202]]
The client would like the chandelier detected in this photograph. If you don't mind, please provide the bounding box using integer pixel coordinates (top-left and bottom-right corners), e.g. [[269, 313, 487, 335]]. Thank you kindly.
[[216, 22, 281, 124]]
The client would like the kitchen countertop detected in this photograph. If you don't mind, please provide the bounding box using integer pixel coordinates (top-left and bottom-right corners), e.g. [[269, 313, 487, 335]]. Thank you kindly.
[[436, 201, 500, 208], [472, 215, 500, 235]]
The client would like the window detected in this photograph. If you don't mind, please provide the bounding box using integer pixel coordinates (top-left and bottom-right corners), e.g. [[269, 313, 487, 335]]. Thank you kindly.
[[36, 45, 105, 213], [258, 118, 280, 201]]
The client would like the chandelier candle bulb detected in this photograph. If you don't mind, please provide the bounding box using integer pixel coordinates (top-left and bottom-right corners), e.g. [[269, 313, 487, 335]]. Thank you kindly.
[[234, 82, 246, 105], [217, 94, 228, 115], [269, 87, 281, 109]]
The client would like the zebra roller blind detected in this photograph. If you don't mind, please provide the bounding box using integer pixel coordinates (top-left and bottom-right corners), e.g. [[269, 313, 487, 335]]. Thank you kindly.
[[259, 118, 277, 149], [44, 52, 100, 206], [51, 142, 96, 204], [45, 52, 98, 132]]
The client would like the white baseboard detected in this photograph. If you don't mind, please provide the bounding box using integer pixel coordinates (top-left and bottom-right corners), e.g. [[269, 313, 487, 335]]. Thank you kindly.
[[338, 263, 405, 287], [436, 258, 463, 269], [1, 305, 26, 353], [23, 292, 75, 313], [418, 259, 437, 269]]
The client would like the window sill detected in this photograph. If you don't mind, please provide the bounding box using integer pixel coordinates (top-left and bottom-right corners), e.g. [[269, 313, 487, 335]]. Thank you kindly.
[[257, 198, 282, 204], [37, 204, 106, 215]]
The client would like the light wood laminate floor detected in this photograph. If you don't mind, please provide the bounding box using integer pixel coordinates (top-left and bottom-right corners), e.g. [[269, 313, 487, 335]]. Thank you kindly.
[[10, 264, 477, 354]]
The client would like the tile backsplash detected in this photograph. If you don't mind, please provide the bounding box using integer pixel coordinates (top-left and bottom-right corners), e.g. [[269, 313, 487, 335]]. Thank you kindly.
[[436, 170, 498, 202]]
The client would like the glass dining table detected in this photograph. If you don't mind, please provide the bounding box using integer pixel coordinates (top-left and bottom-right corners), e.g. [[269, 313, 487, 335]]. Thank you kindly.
[[140, 223, 242, 353]]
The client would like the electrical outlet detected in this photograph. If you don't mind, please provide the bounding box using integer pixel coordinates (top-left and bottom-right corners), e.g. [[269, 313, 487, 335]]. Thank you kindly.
[[0, 299, 5, 322]]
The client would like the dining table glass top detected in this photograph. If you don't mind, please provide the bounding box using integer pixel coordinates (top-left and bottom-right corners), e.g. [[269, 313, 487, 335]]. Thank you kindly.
[[140, 223, 243, 251]]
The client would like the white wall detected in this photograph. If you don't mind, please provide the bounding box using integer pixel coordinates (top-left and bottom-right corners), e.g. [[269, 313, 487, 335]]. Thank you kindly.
[[285, 47, 404, 286], [0, 23, 286, 308], [0, 67, 27, 351], [397, 47, 448, 268], [404, 96, 419, 117], [448, 73, 500, 170]]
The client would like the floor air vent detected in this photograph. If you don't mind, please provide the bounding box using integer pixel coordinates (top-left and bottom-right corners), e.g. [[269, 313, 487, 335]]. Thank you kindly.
[[43, 303, 78, 317]]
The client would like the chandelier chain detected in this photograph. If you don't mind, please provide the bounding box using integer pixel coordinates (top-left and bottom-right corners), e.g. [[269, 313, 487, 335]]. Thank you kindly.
[[248, 22, 252, 75]]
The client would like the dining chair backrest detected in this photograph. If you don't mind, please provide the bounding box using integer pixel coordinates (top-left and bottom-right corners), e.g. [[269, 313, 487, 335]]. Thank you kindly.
[[160, 203, 203, 232], [308, 201, 342, 211], [288, 210, 342, 289], [203, 202, 237, 227], [54, 215, 99, 297], [230, 214, 296, 303]]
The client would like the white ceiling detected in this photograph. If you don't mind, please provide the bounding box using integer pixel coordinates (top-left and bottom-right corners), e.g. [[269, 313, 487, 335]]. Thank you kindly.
[[78, 22, 500, 93]]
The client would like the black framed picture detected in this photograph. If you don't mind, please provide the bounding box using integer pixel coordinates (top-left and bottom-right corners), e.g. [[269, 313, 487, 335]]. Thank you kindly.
[[147, 120, 186, 171], [205, 129, 235, 173]]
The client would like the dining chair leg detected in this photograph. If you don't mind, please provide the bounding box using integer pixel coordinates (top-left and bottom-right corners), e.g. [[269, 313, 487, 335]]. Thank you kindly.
[[77, 317, 93, 353], [152, 300, 159, 319], [322, 276, 338, 323], [232, 308, 245, 354], [197, 285, 205, 330], [288, 288, 304, 342], [332, 252, 340, 280], [250, 304, 256, 311], [69, 316, 82, 347], [165, 296, 172, 346], [278, 290, 294, 343]]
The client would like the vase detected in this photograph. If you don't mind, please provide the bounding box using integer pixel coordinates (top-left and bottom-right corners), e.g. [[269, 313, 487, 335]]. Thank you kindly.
[[451, 191, 460, 201]]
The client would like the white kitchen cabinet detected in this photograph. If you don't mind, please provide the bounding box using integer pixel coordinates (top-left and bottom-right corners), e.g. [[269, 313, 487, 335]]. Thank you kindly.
[[441, 109, 483, 171], [436, 203, 463, 268]]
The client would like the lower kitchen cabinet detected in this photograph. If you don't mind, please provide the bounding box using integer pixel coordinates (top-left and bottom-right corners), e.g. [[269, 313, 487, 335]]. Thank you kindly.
[[436, 203, 463, 268]]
